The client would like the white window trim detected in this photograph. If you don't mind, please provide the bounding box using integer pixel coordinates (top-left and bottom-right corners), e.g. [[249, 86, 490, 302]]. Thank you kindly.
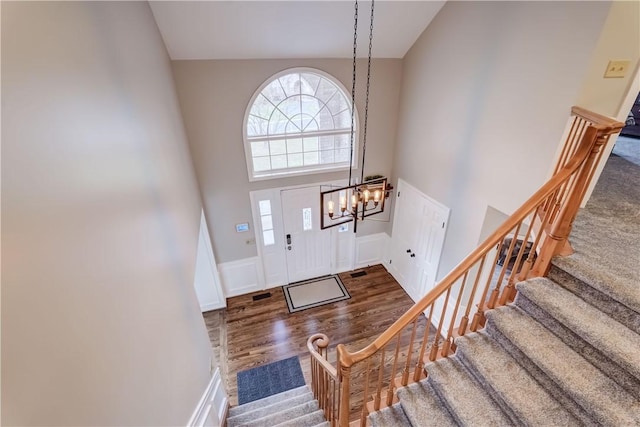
[[243, 67, 359, 182]]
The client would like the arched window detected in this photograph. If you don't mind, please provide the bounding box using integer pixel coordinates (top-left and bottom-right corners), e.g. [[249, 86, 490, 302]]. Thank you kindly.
[[243, 68, 357, 181]]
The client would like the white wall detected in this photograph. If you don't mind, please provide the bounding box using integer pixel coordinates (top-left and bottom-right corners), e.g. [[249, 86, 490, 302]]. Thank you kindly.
[[172, 59, 402, 263], [392, 0, 611, 278], [2, 2, 213, 425]]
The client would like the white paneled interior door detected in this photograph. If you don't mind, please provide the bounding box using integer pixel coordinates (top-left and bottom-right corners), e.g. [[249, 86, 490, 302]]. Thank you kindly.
[[281, 186, 332, 283], [389, 180, 450, 302]]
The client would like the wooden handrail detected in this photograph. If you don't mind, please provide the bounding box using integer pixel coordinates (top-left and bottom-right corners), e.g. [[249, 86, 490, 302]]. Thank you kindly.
[[308, 107, 623, 427], [571, 106, 623, 130], [307, 334, 338, 378]]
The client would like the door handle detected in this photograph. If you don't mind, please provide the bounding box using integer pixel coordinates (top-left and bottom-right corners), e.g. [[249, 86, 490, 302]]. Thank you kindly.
[[286, 234, 292, 244], [406, 249, 412, 253], [410, 253, 416, 258]]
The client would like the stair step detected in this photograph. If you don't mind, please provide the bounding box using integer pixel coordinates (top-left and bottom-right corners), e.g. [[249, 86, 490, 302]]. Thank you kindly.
[[228, 386, 310, 418], [227, 390, 314, 427], [368, 403, 411, 427], [486, 306, 640, 426], [517, 277, 640, 398], [455, 331, 580, 426], [551, 257, 640, 323], [549, 264, 640, 334], [273, 409, 326, 427], [396, 381, 456, 427], [425, 357, 512, 426], [242, 400, 320, 427]]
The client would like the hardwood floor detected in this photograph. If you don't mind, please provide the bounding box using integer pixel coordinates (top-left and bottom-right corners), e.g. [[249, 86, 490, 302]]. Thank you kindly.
[[204, 264, 433, 420]]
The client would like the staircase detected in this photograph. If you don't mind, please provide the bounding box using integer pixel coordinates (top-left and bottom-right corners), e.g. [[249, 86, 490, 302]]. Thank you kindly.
[[226, 386, 329, 427], [368, 258, 640, 426]]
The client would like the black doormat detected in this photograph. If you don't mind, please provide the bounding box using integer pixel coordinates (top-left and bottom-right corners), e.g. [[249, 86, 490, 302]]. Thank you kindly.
[[236, 356, 305, 405]]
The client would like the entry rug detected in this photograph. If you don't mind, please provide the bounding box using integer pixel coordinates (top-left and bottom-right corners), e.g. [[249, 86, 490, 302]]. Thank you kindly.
[[283, 275, 351, 313], [236, 356, 305, 404]]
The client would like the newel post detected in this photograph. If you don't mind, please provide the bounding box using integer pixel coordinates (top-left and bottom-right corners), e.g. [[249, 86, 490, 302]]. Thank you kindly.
[[532, 127, 607, 276], [337, 344, 352, 427]]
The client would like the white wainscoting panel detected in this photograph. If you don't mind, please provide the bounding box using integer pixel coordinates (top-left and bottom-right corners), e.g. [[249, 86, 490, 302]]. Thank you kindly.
[[187, 368, 228, 427], [354, 233, 391, 270], [218, 257, 263, 298]]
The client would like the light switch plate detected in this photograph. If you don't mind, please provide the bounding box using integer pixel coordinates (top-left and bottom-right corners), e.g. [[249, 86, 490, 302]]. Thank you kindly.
[[604, 60, 631, 78]]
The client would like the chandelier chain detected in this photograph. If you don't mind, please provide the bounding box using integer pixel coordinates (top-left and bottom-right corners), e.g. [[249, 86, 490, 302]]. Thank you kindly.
[[348, 0, 358, 186], [361, 0, 374, 184]]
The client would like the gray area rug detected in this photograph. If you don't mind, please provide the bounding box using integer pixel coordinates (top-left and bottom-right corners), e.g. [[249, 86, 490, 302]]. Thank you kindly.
[[236, 356, 305, 405], [283, 275, 350, 313]]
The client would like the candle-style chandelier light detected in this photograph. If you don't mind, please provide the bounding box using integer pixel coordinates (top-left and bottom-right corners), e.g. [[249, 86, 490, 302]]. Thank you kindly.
[[320, 0, 391, 232]]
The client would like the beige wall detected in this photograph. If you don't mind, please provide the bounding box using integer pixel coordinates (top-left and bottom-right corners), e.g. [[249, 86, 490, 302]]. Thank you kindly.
[[575, 0, 640, 204], [392, 0, 611, 277], [576, 1, 640, 118], [172, 59, 402, 263], [2, 2, 212, 425]]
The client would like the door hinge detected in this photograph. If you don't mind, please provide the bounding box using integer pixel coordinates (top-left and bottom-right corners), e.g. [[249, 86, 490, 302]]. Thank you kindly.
[[442, 222, 445, 228], [389, 259, 392, 264], [397, 191, 400, 198]]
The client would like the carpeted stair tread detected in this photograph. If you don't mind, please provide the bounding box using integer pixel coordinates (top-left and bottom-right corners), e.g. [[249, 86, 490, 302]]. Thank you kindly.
[[226, 390, 314, 427], [552, 253, 640, 315], [242, 400, 320, 427], [396, 381, 456, 427], [425, 357, 512, 426], [455, 330, 580, 426], [486, 306, 640, 426], [548, 265, 640, 334], [228, 385, 310, 417], [272, 409, 326, 427], [368, 403, 412, 427], [517, 278, 640, 385]]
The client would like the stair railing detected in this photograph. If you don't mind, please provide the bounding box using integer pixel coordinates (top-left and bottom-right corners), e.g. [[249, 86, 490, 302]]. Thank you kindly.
[[307, 334, 340, 426], [306, 107, 622, 427]]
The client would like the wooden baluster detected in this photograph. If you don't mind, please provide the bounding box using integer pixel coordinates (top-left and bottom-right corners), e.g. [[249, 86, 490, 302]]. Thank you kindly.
[[430, 287, 451, 361], [337, 344, 351, 427], [413, 304, 433, 382], [387, 335, 402, 407], [374, 347, 385, 410], [402, 317, 419, 386], [500, 208, 538, 304], [554, 116, 579, 174], [471, 243, 502, 331], [360, 359, 372, 427], [459, 256, 486, 336], [442, 272, 468, 357], [490, 223, 521, 308]]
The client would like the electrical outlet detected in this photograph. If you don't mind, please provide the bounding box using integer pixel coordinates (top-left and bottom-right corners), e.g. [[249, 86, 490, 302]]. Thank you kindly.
[[604, 60, 631, 78]]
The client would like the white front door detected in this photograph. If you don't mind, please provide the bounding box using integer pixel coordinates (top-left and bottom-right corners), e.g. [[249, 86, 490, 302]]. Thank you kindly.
[[281, 186, 332, 283]]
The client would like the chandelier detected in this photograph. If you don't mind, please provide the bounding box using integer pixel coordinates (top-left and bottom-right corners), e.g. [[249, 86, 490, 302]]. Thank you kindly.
[[320, 0, 390, 232]]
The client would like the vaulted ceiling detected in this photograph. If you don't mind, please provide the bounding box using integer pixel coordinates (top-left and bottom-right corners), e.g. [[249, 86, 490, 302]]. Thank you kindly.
[[149, 1, 446, 60]]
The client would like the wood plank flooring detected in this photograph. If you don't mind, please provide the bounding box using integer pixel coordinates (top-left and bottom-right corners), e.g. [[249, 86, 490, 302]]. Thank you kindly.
[[204, 264, 434, 421]]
